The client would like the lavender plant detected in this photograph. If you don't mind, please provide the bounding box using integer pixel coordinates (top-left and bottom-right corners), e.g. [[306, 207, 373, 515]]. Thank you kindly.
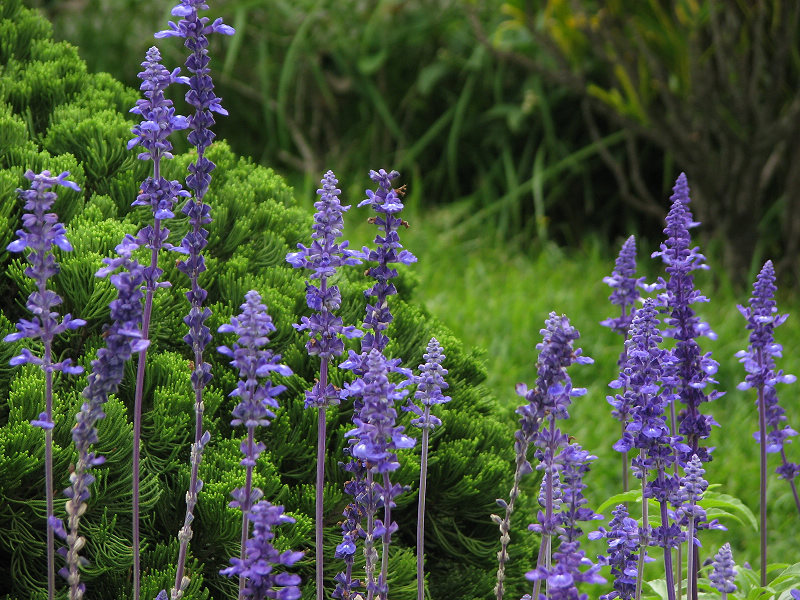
[[495, 312, 592, 600], [602, 235, 641, 494], [217, 290, 293, 599], [404, 337, 451, 600], [4, 170, 86, 600], [588, 504, 645, 600], [286, 169, 361, 600], [154, 3, 234, 596], [525, 444, 605, 600], [737, 259, 799, 584], [652, 173, 721, 597], [709, 543, 737, 599], [54, 248, 149, 600], [124, 45, 191, 599], [612, 299, 684, 600], [345, 348, 416, 600], [336, 167, 416, 597]]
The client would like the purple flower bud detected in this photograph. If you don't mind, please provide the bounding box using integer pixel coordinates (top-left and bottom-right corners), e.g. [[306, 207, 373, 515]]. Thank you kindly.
[[709, 543, 737, 594], [601, 235, 642, 337], [404, 337, 450, 429]]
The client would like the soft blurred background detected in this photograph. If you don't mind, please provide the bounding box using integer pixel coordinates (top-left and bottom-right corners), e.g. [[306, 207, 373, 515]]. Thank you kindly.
[[26, 0, 800, 580]]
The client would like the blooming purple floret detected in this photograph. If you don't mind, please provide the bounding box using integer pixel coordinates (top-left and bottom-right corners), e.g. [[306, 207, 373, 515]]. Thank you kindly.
[[601, 235, 641, 338], [404, 337, 451, 429], [220, 501, 304, 600], [709, 543, 737, 594], [127, 46, 188, 162], [350, 169, 417, 360], [515, 312, 592, 473], [589, 504, 644, 600], [287, 170, 363, 407], [737, 260, 799, 481], [218, 290, 292, 466], [5, 170, 85, 387], [651, 173, 721, 465], [155, 0, 234, 201], [347, 349, 415, 475]]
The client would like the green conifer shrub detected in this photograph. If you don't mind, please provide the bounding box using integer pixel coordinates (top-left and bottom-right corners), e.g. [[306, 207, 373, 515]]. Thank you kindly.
[[0, 3, 537, 599]]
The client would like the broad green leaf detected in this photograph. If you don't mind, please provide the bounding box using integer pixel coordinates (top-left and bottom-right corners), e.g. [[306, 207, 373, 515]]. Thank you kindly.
[[701, 491, 758, 530]]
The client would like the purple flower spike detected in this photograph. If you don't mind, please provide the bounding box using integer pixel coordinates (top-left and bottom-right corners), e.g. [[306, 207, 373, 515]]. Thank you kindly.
[[155, 0, 234, 201], [5, 170, 86, 372], [52, 256, 148, 599], [5, 169, 85, 600], [404, 337, 451, 430], [286, 170, 362, 600], [353, 169, 417, 359], [218, 290, 292, 598], [737, 260, 799, 482], [651, 174, 721, 466], [345, 349, 415, 600], [218, 290, 292, 435], [737, 260, 800, 583], [127, 47, 188, 160], [589, 504, 644, 600], [220, 501, 303, 600], [496, 313, 591, 600], [601, 235, 641, 337], [709, 543, 737, 594]]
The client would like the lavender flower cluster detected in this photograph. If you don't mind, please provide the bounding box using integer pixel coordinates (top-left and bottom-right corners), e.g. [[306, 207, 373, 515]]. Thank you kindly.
[[5, 2, 800, 600]]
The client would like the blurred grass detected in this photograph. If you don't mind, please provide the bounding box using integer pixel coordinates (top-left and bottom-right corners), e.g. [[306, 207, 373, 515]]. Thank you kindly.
[[333, 189, 800, 578]]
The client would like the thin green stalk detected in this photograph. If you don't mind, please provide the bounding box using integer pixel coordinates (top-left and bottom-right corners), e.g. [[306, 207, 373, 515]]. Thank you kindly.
[[686, 515, 695, 600], [416, 417, 430, 600], [315, 403, 327, 600], [44, 341, 55, 600], [757, 348, 768, 587], [239, 427, 256, 599]]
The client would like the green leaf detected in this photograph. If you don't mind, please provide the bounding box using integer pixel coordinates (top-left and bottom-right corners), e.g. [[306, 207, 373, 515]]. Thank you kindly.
[[701, 491, 758, 530], [595, 489, 642, 514]]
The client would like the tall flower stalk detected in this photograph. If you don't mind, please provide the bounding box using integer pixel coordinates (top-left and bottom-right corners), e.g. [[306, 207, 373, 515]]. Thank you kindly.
[[286, 170, 361, 599], [346, 349, 415, 600], [737, 260, 799, 585], [338, 168, 415, 596], [602, 235, 641, 494], [4, 170, 85, 600], [154, 3, 233, 597], [124, 45, 190, 600], [404, 337, 450, 600], [53, 248, 149, 600], [613, 300, 684, 600], [495, 312, 592, 600], [525, 444, 605, 600], [652, 173, 721, 599], [677, 455, 708, 600], [217, 290, 293, 599]]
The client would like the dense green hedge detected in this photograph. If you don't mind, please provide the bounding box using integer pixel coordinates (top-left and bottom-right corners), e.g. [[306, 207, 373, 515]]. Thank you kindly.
[[0, 2, 539, 598]]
